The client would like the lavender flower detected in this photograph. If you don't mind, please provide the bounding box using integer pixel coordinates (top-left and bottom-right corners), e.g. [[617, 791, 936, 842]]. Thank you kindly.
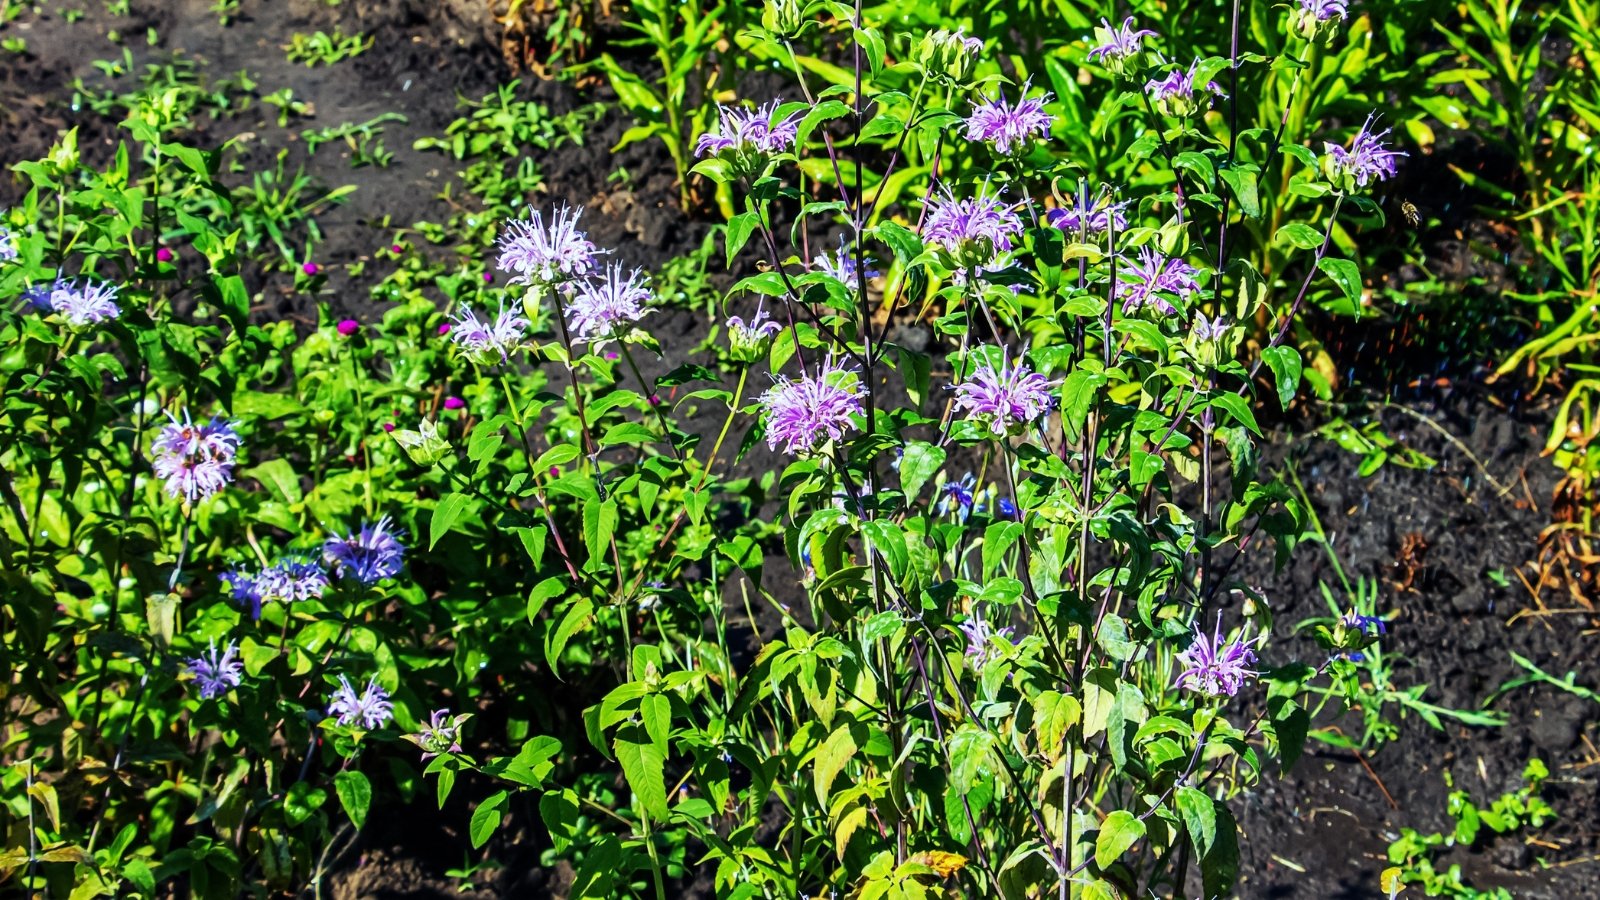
[[449, 302, 529, 364], [1047, 183, 1129, 237], [566, 263, 652, 346], [43, 280, 121, 326], [327, 675, 394, 730], [1192, 312, 1229, 344], [1145, 58, 1225, 118], [695, 100, 802, 175], [936, 472, 977, 518], [952, 348, 1057, 437], [1116, 246, 1201, 315], [761, 358, 865, 455], [726, 299, 782, 361], [959, 609, 1014, 668], [1173, 614, 1262, 697], [965, 82, 1054, 155], [495, 205, 602, 287], [923, 184, 1024, 278], [1087, 17, 1156, 76], [811, 235, 880, 284], [1340, 610, 1388, 635], [404, 709, 470, 760], [916, 28, 985, 83], [186, 641, 245, 699], [150, 413, 240, 504], [391, 416, 451, 466], [223, 556, 330, 620], [1323, 114, 1406, 189], [0, 225, 16, 262], [324, 516, 406, 585], [1293, 0, 1349, 39]]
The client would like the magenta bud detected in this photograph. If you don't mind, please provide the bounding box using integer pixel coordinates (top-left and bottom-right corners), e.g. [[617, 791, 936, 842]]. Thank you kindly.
[[549, 466, 560, 477], [438, 323, 452, 335], [482, 272, 493, 283], [382, 423, 396, 432], [649, 394, 661, 406], [337, 319, 359, 336], [443, 396, 465, 410], [391, 244, 404, 253], [303, 262, 320, 275], [156, 247, 174, 263], [605, 352, 619, 360]]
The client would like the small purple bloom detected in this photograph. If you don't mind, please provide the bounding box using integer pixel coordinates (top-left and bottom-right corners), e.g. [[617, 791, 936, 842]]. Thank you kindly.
[[443, 396, 465, 410], [391, 244, 404, 253], [302, 262, 319, 276], [336, 319, 359, 336], [726, 298, 782, 354], [1047, 183, 1129, 237], [1192, 312, 1229, 343], [43, 280, 121, 326], [223, 555, 330, 620], [811, 235, 880, 284], [327, 675, 394, 730], [383, 422, 396, 432], [952, 348, 1058, 437], [695, 99, 802, 160], [1174, 614, 1262, 697], [156, 247, 174, 263], [405, 709, 469, 760], [0, 225, 16, 262], [997, 497, 1017, 519], [449, 302, 529, 364], [566, 263, 652, 346], [923, 184, 1024, 278], [761, 358, 866, 455], [151, 413, 240, 503], [936, 472, 977, 518], [959, 609, 1014, 667], [1087, 17, 1156, 73], [1294, 0, 1348, 35], [1116, 246, 1201, 315], [1324, 113, 1406, 188], [496, 204, 603, 287], [324, 516, 406, 585], [186, 641, 245, 699], [1340, 610, 1388, 635], [437, 323, 452, 335], [1145, 58, 1225, 117], [965, 82, 1054, 155]]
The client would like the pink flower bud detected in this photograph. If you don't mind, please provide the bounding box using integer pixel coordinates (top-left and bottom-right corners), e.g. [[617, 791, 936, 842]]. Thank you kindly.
[[382, 423, 396, 432], [156, 247, 174, 263], [303, 262, 320, 276], [482, 272, 493, 283], [438, 323, 452, 336], [337, 319, 359, 336], [443, 396, 465, 410]]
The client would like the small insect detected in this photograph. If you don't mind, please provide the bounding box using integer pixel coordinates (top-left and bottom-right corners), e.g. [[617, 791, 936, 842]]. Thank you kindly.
[[1400, 199, 1420, 227]]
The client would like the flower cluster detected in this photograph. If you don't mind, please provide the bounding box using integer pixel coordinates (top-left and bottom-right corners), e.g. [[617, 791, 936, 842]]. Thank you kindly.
[[224, 556, 330, 620], [1116, 246, 1202, 315], [959, 609, 1015, 668], [566, 263, 653, 346], [449, 302, 530, 364], [496, 204, 602, 288], [695, 100, 802, 177], [1173, 615, 1262, 697], [1323, 115, 1406, 189], [953, 349, 1057, 437], [186, 641, 245, 699], [761, 358, 866, 455], [151, 413, 240, 504], [404, 709, 470, 760], [1145, 58, 1225, 118], [324, 516, 406, 585], [36, 279, 121, 327], [924, 184, 1023, 278], [916, 27, 985, 83], [1047, 183, 1129, 237], [1293, 0, 1349, 39], [1087, 17, 1156, 77], [0, 224, 16, 262], [327, 676, 394, 730], [726, 300, 782, 362], [965, 83, 1054, 156]]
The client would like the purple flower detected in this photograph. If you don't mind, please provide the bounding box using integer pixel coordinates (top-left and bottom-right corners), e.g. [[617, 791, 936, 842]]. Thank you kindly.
[[566, 263, 652, 346], [324, 516, 406, 585], [1173, 614, 1262, 697], [811, 235, 880, 284], [449, 302, 529, 364], [1145, 58, 1225, 117], [936, 472, 977, 518], [1299, 0, 1348, 20], [1340, 610, 1387, 635], [302, 262, 320, 276], [0, 225, 16, 262], [923, 184, 1024, 277], [495, 205, 602, 287], [1323, 114, 1406, 189], [695, 99, 802, 160], [1047, 184, 1129, 237], [156, 247, 174, 263], [1087, 17, 1156, 75], [965, 82, 1054, 155], [1116, 246, 1201, 315], [443, 396, 465, 410], [43, 280, 121, 326], [336, 319, 359, 336], [437, 323, 452, 336], [916, 28, 985, 82], [997, 497, 1018, 519], [186, 641, 245, 699], [223, 556, 330, 620], [761, 358, 866, 455], [327, 675, 394, 730], [952, 348, 1057, 437], [151, 413, 240, 503], [959, 609, 1014, 667], [1192, 312, 1229, 343], [404, 709, 469, 760]]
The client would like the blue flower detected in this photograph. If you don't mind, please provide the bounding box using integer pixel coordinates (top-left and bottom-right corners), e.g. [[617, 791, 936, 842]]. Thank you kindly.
[[324, 516, 406, 585]]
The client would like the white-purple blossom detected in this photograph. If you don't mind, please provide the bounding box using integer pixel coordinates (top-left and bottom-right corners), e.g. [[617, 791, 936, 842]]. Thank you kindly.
[[43, 280, 121, 326], [1173, 614, 1262, 697], [1047, 184, 1130, 237], [566, 263, 652, 346], [404, 709, 469, 760], [695, 99, 802, 160], [811, 235, 880, 285], [495, 205, 603, 287], [1192, 312, 1229, 343], [936, 472, 978, 518], [923, 184, 1024, 277], [449, 302, 529, 364], [726, 299, 782, 360], [324, 516, 406, 585], [965, 82, 1054, 155], [1145, 58, 1225, 117], [1116, 246, 1202, 315], [761, 358, 865, 455], [1087, 17, 1156, 75], [1323, 114, 1406, 188], [952, 348, 1057, 437], [0, 225, 16, 262], [186, 641, 245, 699], [151, 413, 240, 504], [959, 609, 1014, 668], [224, 556, 330, 620], [327, 675, 394, 730]]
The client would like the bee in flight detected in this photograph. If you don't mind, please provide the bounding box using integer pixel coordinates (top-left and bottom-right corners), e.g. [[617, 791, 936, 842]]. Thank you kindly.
[[1400, 199, 1420, 227]]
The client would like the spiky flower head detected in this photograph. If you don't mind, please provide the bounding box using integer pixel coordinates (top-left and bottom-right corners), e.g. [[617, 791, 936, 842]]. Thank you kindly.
[[761, 358, 865, 455], [695, 100, 802, 178], [965, 82, 1054, 156], [923, 184, 1024, 279], [811, 234, 880, 285], [1145, 58, 1225, 118], [391, 416, 451, 466], [1116, 246, 1201, 315], [324, 516, 406, 585], [449, 302, 529, 364], [43, 279, 121, 327], [1047, 183, 1129, 238], [726, 299, 782, 362], [935, 472, 978, 519], [1087, 17, 1156, 77], [1293, 0, 1348, 40], [1323, 114, 1406, 190], [151, 413, 240, 504], [567, 263, 652, 346], [186, 641, 245, 699], [952, 347, 1058, 437], [916, 27, 985, 84], [959, 609, 1014, 668], [1173, 614, 1262, 697], [223, 555, 330, 620], [327, 676, 394, 730], [495, 205, 602, 288], [403, 709, 471, 760]]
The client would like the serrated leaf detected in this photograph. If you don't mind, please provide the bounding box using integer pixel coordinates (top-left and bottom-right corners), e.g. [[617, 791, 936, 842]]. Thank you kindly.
[[899, 441, 945, 504], [814, 722, 859, 807], [1094, 810, 1145, 869], [1317, 257, 1363, 307], [615, 731, 669, 820], [1175, 786, 1217, 857], [726, 211, 760, 267]]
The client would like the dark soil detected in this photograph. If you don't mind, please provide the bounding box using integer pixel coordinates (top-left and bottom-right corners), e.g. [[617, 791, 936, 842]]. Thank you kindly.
[[5, 2, 1597, 898]]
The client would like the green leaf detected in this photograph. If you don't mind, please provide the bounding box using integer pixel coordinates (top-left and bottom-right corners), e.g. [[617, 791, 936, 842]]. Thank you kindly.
[[582, 497, 618, 558], [1208, 392, 1261, 437], [897, 348, 931, 408], [947, 725, 998, 795], [1261, 346, 1302, 411], [1094, 810, 1146, 870], [526, 575, 565, 622], [514, 526, 547, 568], [726, 211, 760, 267], [814, 722, 860, 807], [615, 730, 669, 820], [1175, 786, 1217, 857], [899, 441, 945, 505], [334, 770, 371, 830], [245, 458, 302, 504], [545, 599, 594, 675], [1316, 257, 1363, 307], [641, 694, 671, 757], [469, 790, 509, 849], [1219, 166, 1261, 218], [1274, 223, 1322, 250], [429, 492, 470, 550], [1201, 806, 1241, 898]]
